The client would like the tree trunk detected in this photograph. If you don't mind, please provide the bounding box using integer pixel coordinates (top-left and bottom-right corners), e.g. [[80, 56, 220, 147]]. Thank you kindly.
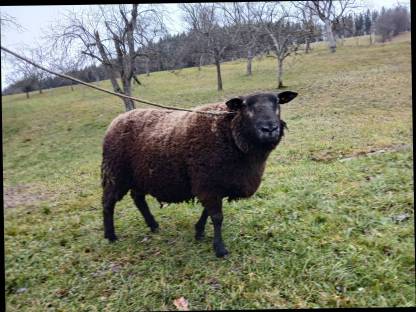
[[35, 79, 43, 94], [215, 58, 223, 91], [246, 48, 253, 76], [95, 31, 123, 97], [94, 70, 100, 83], [122, 78, 135, 111], [268, 32, 285, 88], [123, 98, 135, 111], [277, 58, 284, 89], [305, 37, 310, 53], [145, 57, 150, 76], [26, 92, 29, 99], [198, 54, 203, 71], [369, 30, 374, 45], [104, 68, 121, 95], [325, 20, 336, 53]]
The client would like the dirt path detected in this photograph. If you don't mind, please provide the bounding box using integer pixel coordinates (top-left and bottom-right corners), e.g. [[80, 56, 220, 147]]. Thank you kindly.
[[308, 143, 412, 163], [339, 143, 412, 162], [3, 184, 58, 209]]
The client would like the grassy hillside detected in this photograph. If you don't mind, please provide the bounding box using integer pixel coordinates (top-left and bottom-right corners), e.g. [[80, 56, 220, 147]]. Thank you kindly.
[[3, 33, 414, 310]]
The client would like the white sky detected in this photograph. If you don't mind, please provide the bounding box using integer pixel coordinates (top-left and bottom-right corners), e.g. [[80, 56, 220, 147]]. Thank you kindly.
[[0, 0, 410, 89]]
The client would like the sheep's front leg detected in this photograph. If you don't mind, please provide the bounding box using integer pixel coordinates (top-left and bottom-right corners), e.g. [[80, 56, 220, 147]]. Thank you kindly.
[[211, 212, 228, 258], [195, 208, 208, 240], [200, 197, 228, 258]]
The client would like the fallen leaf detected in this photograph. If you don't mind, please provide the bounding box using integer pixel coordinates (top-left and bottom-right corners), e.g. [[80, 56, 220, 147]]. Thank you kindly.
[[16, 287, 27, 294], [140, 237, 149, 243], [391, 213, 410, 223], [173, 296, 189, 311]]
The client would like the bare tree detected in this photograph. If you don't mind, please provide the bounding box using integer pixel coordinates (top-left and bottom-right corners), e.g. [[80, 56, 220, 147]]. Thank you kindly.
[[375, 5, 410, 42], [180, 3, 240, 91], [220, 2, 261, 76], [7, 45, 48, 97], [49, 4, 166, 111], [7, 68, 36, 99], [304, 0, 356, 53], [293, 1, 320, 53], [250, 2, 303, 88]]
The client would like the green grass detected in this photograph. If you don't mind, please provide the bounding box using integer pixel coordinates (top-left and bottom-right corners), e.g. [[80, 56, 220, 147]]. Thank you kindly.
[[3, 33, 414, 310]]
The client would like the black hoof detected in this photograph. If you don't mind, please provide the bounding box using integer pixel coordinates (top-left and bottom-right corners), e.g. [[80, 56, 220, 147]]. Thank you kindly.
[[150, 222, 159, 233], [214, 244, 229, 258], [105, 233, 118, 242]]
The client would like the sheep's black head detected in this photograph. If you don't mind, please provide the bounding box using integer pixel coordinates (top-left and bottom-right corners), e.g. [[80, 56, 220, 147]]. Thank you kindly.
[[226, 91, 298, 152]]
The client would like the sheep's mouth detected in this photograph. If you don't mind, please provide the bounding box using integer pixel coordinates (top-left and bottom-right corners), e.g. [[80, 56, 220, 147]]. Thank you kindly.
[[257, 119, 287, 148]]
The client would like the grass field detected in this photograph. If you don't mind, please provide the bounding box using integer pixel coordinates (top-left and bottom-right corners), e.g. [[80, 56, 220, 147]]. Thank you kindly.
[[3, 33, 414, 310]]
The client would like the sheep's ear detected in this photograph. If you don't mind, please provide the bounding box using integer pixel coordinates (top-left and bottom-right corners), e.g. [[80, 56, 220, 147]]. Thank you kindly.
[[225, 97, 245, 111], [277, 91, 298, 104]]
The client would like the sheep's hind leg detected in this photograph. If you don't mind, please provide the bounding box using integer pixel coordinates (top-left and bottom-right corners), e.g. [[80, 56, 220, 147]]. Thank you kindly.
[[131, 191, 159, 232], [103, 190, 118, 242], [195, 208, 208, 241]]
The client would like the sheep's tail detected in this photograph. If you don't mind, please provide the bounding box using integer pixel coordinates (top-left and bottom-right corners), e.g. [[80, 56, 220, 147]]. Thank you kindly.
[[101, 155, 115, 189], [101, 160, 108, 188]]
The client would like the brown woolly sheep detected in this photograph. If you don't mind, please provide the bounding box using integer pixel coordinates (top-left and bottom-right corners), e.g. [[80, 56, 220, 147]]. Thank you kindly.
[[101, 91, 298, 257]]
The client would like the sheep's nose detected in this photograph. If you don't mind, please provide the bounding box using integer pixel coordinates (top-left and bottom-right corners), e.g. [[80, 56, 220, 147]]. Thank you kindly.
[[259, 123, 279, 133]]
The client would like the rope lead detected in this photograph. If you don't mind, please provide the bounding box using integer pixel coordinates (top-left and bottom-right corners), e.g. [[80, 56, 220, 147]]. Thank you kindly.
[[1, 45, 235, 117]]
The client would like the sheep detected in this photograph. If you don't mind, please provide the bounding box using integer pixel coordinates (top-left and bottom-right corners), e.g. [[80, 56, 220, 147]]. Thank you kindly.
[[101, 91, 298, 257]]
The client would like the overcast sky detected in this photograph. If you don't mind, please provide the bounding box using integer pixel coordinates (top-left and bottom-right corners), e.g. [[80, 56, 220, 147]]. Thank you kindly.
[[0, 0, 409, 89]]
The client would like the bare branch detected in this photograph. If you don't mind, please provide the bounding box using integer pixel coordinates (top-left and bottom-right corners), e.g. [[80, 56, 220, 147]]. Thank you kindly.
[[46, 4, 166, 111]]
